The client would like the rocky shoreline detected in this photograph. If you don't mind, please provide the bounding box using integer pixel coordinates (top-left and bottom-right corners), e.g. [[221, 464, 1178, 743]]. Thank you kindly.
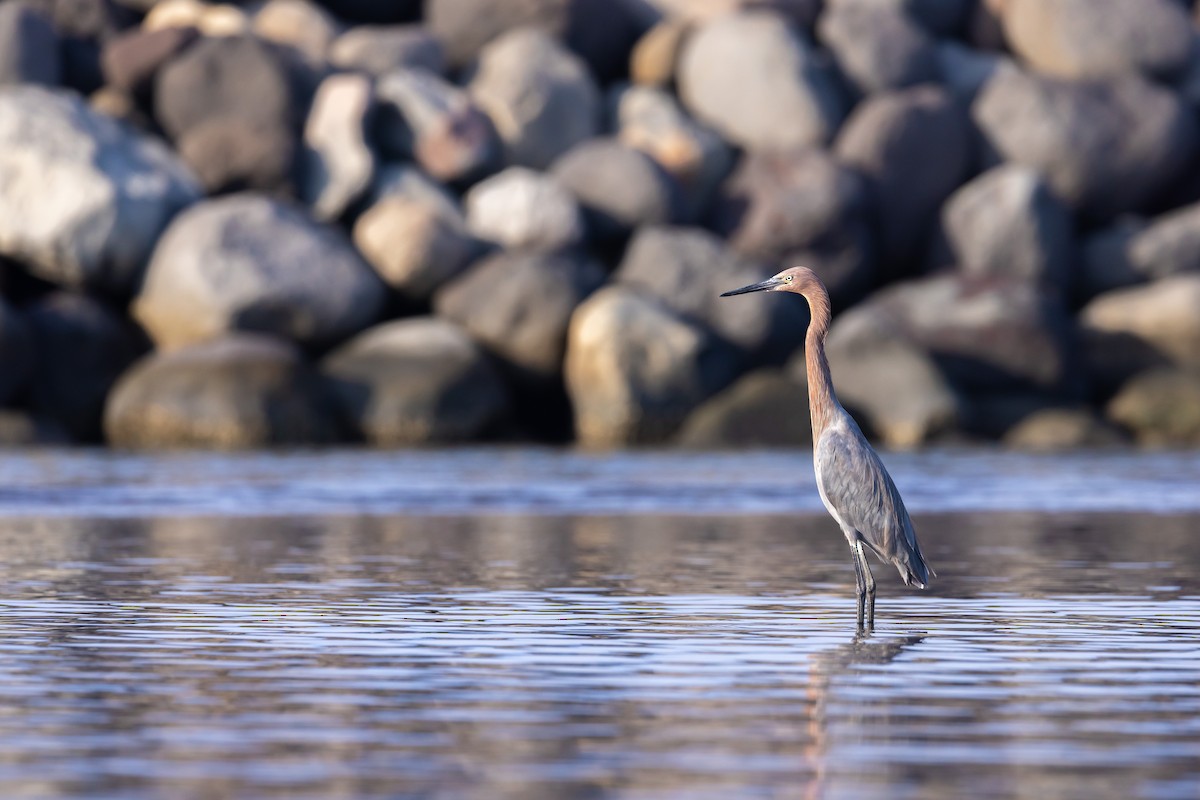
[[0, 0, 1199, 449]]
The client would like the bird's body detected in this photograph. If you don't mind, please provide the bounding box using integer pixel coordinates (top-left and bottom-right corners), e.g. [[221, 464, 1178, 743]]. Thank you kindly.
[[721, 266, 934, 630]]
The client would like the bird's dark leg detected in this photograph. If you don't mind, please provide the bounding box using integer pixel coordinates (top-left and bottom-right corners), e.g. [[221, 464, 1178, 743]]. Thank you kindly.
[[855, 540, 876, 630], [851, 544, 867, 632]]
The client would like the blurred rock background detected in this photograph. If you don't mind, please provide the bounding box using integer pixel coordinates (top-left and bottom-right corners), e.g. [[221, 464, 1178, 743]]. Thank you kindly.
[[0, 0, 1198, 450]]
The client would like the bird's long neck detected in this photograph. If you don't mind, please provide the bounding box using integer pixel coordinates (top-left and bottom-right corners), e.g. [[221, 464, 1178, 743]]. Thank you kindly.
[[802, 285, 839, 440]]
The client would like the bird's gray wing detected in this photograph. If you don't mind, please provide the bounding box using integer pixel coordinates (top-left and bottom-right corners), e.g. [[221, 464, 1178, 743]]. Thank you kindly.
[[816, 424, 929, 585]]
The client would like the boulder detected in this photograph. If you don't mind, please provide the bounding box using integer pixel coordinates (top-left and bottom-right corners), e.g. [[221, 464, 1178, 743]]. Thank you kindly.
[[299, 72, 375, 222], [0, 86, 200, 295], [425, 0, 570, 68], [1107, 368, 1200, 447], [710, 148, 875, 306], [375, 68, 496, 182], [464, 167, 584, 253], [846, 274, 1078, 395], [101, 25, 198, 97], [251, 0, 342, 69], [133, 194, 386, 351], [973, 69, 1196, 221], [820, 309, 961, 447], [469, 28, 600, 170], [1080, 275, 1200, 369], [329, 25, 445, 77], [614, 226, 806, 362], [23, 293, 146, 441], [1004, 408, 1127, 451], [366, 162, 463, 224], [835, 86, 972, 275], [935, 165, 1074, 290], [675, 369, 812, 448], [0, 2, 61, 87], [353, 196, 479, 300], [1080, 205, 1200, 300], [0, 298, 32, 406], [105, 334, 343, 449], [1000, 0, 1192, 81], [177, 118, 298, 196], [565, 285, 739, 446], [322, 317, 509, 445], [612, 85, 733, 222], [817, 1, 939, 96], [434, 251, 606, 382], [677, 11, 845, 151], [550, 138, 678, 243]]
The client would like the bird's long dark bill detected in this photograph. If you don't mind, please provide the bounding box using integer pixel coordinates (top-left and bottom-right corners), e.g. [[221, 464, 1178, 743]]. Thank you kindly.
[[720, 277, 784, 297]]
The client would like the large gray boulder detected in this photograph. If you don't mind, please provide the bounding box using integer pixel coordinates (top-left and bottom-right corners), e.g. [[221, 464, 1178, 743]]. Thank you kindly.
[[999, 0, 1192, 81], [322, 317, 509, 445], [299, 72, 375, 222], [678, 11, 845, 151], [0, 2, 61, 87], [1080, 275, 1200, 369], [710, 148, 875, 305], [614, 226, 807, 363], [0, 298, 32, 406], [1080, 204, 1200, 300], [820, 309, 961, 447], [24, 293, 146, 441], [376, 68, 497, 182], [835, 85, 972, 275], [468, 28, 600, 170], [434, 251, 606, 383], [105, 334, 343, 449], [973, 69, 1196, 221], [612, 85, 733, 222], [354, 195, 479, 301], [817, 0, 939, 96], [1107, 368, 1200, 447], [176, 117, 298, 196], [465, 167, 584, 253], [550, 138, 678, 242], [565, 286, 739, 446], [329, 24, 444, 76], [935, 164, 1074, 290], [676, 369, 812, 448], [1004, 407, 1127, 451], [133, 194, 386, 351], [0, 86, 200, 294]]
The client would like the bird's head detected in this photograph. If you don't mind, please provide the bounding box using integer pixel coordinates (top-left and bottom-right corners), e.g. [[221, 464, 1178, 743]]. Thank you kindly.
[[719, 266, 820, 297]]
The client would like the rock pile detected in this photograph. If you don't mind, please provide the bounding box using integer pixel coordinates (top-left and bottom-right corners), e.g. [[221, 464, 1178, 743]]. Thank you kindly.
[[0, 0, 1198, 449]]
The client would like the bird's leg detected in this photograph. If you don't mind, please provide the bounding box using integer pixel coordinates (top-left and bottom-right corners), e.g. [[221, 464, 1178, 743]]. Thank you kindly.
[[851, 545, 867, 632], [855, 540, 876, 630]]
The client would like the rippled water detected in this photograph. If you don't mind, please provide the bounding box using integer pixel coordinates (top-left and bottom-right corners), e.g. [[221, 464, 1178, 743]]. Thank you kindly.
[[0, 450, 1198, 799]]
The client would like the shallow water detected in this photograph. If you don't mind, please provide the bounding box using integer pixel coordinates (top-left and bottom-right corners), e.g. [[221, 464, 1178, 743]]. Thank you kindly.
[[0, 450, 1198, 799]]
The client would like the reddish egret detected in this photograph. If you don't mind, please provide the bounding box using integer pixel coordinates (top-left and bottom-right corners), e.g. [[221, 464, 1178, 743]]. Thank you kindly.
[[721, 267, 934, 631]]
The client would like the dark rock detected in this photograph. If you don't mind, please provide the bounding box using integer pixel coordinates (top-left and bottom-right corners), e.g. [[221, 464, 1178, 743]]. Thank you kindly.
[[0, 86, 200, 295], [0, 298, 32, 406], [550, 138, 678, 243], [1000, 0, 1192, 81], [0, 2, 62, 87], [817, 1, 939, 96], [299, 72, 375, 222], [1080, 275, 1200, 371], [329, 25, 445, 77], [560, 0, 655, 84], [819, 308, 961, 447], [465, 167, 584, 253], [375, 68, 497, 182], [105, 334, 343, 448], [0, 411, 68, 446], [935, 165, 1075, 290], [678, 11, 845, 151], [936, 41, 1017, 101], [101, 25, 197, 97], [835, 85, 973, 275], [675, 369, 812, 448], [711, 148, 875, 306], [133, 194, 386, 351], [892, 0, 972, 35], [1004, 407, 1128, 450], [177, 118, 298, 196], [434, 251, 606, 382], [565, 285, 739, 446], [972, 69, 1196, 221], [307, 0, 422, 24], [615, 226, 806, 363], [1107, 368, 1200, 446], [24, 293, 145, 441], [1080, 205, 1200, 300], [354, 195, 479, 301], [469, 28, 600, 170], [322, 318, 509, 445]]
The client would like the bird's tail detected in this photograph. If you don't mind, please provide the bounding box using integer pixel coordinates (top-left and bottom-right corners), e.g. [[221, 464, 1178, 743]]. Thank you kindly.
[[899, 551, 935, 589]]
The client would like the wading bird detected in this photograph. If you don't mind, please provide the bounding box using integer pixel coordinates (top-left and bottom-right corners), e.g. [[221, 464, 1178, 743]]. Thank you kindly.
[[721, 267, 934, 631]]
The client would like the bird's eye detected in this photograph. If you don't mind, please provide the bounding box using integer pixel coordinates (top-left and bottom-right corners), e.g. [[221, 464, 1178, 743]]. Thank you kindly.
[[785, 275, 794, 282]]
